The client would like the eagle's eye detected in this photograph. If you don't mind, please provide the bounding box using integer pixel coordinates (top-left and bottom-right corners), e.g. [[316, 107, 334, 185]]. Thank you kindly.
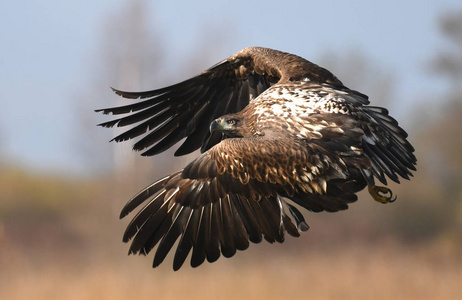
[[227, 119, 238, 126]]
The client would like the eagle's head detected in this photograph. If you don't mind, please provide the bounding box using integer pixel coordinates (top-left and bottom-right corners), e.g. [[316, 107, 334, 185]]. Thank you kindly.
[[210, 114, 253, 138]]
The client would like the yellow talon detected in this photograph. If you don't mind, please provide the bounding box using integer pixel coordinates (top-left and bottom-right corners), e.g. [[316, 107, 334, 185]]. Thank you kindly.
[[368, 185, 397, 204]]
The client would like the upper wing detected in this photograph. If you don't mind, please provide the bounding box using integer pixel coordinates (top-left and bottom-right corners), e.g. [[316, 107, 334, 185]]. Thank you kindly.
[[95, 54, 279, 156], [181, 127, 372, 215]]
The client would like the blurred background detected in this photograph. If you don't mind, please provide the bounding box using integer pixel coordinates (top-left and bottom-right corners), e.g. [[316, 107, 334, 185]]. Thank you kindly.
[[1, 0, 462, 299]]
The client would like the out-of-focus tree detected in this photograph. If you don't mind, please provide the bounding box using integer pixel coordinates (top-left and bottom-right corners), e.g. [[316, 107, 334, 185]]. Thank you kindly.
[[388, 9, 462, 244], [425, 9, 462, 238], [102, 0, 164, 175], [430, 10, 462, 94], [75, 0, 164, 176]]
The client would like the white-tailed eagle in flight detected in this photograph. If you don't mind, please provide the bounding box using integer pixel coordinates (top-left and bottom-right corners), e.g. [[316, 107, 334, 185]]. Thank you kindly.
[[96, 47, 416, 270]]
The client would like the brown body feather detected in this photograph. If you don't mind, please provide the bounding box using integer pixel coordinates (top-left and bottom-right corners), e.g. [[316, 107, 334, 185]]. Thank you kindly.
[[97, 47, 416, 270]]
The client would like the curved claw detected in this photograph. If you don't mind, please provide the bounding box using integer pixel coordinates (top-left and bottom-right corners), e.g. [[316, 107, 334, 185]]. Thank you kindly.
[[367, 185, 397, 204]]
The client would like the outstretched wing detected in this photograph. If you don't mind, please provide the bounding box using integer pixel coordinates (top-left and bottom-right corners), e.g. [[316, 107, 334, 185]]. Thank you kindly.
[[120, 125, 372, 270], [95, 46, 346, 157], [95, 54, 279, 157]]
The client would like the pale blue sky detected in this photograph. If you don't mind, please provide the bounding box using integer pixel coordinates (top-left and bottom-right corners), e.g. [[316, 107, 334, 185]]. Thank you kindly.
[[1, 0, 460, 174]]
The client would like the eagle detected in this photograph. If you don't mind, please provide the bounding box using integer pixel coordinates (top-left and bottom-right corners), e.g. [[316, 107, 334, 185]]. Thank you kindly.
[[96, 47, 416, 270]]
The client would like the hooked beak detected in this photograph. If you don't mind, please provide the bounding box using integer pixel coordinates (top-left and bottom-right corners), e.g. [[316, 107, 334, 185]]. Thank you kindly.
[[209, 118, 223, 133]]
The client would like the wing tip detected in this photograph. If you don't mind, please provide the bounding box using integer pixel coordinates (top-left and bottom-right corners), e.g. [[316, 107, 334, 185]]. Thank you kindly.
[[110, 86, 143, 99]]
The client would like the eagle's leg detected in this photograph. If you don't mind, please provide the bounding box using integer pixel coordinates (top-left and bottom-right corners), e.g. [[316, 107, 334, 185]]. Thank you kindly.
[[367, 185, 396, 203]]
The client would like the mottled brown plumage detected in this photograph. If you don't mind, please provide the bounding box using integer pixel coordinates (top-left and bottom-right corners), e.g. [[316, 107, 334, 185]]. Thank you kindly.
[[96, 47, 416, 270]]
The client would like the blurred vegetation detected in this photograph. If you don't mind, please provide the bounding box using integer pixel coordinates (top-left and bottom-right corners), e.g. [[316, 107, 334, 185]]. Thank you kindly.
[[1, 3, 462, 300], [391, 9, 462, 244]]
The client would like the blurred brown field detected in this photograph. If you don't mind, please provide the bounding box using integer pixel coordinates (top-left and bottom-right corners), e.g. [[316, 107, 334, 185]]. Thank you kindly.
[[2, 242, 461, 300], [1, 165, 461, 300]]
